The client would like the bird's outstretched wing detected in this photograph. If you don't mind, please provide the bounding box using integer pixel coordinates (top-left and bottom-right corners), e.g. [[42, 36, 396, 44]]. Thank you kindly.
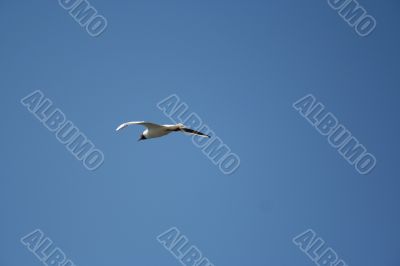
[[116, 121, 162, 131], [180, 127, 210, 138]]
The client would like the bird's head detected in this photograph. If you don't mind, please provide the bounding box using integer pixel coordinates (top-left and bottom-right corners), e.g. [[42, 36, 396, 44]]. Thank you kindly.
[[138, 133, 147, 141]]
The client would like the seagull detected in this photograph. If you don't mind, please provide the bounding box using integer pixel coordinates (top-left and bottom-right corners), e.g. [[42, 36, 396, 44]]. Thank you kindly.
[[115, 121, 210, 141]]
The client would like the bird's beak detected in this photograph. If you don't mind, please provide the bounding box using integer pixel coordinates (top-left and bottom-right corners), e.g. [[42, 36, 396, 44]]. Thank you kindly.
[[138, 134, 145, 141]]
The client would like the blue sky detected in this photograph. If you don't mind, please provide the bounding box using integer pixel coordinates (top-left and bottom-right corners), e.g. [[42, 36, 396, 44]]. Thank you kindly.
[[1, 0, 399, 265]]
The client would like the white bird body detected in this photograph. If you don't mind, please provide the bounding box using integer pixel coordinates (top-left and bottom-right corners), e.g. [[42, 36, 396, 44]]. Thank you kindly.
[[116, 121, 210, 141]]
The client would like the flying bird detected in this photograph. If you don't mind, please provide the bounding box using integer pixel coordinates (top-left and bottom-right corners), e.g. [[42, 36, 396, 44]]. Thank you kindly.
[[115, 121, 210, 141]]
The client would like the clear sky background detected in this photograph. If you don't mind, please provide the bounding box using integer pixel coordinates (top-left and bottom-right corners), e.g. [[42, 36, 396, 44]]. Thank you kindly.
[[1, 0, 399, 265]]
